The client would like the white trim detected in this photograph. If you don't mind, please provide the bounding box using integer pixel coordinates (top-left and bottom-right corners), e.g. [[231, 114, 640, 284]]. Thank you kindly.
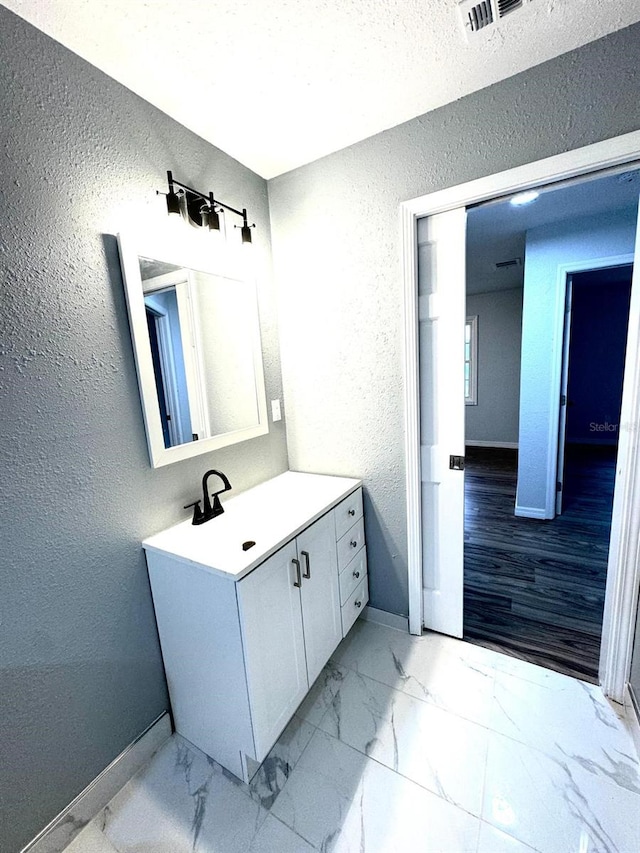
[[401, 204, 424, 636], [555, 274, 573, 516], [466, 440, 518, 449], [600, 215, 640, 701], [21, 713, 171, 853], [402, 131, 640, 219], [362, 605, 409, 633], [401, 129, 640, 692], [547, 254, 635, 519], [514, 505, 549, 520], [464, 314, 478, 405], [178, 272, 212, 439]]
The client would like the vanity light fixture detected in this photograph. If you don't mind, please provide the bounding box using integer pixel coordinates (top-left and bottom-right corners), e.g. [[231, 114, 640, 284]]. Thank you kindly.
[[238, 211, 255, 244], [158, 171, 254, 243], [165, 182, 182, 215]]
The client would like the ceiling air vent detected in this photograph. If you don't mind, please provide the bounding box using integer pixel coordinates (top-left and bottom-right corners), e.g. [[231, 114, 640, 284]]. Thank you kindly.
[[495, 258, 522, 270], [497, 0, 524, 16], [460, 0, 494, 32], [458, 0, 529, 37]]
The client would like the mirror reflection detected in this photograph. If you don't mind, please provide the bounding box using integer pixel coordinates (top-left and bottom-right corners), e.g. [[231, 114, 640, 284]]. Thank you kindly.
[[117, 231, 269, 468], [139, 257, 260, 449]]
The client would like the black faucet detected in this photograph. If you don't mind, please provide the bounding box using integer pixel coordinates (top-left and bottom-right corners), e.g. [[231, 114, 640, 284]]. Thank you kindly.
[[184, 469, 232, 525]]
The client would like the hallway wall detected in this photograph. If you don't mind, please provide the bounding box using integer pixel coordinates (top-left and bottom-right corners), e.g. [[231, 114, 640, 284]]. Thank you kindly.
[[517, 207, 637, 517], [465, 288, 523, 446]]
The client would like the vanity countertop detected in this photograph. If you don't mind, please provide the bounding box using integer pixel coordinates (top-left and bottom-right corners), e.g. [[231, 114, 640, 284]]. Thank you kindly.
[[142, 471, 361, 581]]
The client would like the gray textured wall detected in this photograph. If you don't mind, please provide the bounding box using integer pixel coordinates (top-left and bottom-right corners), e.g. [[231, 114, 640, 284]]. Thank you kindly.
[[465, 289, 523, 446], [269, 23, 640, 618], [0, 9, 287, 852]]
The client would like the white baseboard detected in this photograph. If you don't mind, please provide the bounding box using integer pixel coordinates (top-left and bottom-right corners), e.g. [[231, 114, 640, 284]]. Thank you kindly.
[[22, 712, 172, 853], [362, 605, 409, 633], [514, 505, 549, 520], [465, 441, 518, 449]]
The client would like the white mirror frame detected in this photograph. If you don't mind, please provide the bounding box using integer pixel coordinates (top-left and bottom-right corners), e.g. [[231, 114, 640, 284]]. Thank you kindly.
[[118, 232, 269, 468]]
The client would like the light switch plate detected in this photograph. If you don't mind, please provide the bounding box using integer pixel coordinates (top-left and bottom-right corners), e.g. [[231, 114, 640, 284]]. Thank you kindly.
[[271, 399, 282, 422]]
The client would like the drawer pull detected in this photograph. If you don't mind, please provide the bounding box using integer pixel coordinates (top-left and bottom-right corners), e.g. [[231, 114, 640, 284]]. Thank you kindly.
[[348, 508, 355, 516], [292, 558, 302, 588], [353, 570, 360, 579], [350, 539, 358, 548], [301, 550, 311, 579], [355, 599, 362, 608]]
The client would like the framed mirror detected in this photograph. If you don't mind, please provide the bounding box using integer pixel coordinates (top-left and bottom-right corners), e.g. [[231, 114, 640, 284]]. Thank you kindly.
[[118, 233, 268, 467]]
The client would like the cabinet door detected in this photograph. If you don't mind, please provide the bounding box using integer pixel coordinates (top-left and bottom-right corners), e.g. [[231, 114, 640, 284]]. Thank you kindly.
[[237, 540, 308, 762], [297, 512, 342, 685]]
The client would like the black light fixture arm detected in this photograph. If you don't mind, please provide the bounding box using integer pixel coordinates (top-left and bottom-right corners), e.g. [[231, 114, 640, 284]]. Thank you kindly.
[[161, 171, 254, 241], [166, 170, 209, 205]]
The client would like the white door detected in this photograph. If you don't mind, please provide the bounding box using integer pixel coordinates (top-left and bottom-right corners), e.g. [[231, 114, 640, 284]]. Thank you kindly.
[[298, 513, 342, 684], [418, 208, 467, 638], [237, 541, 308, 761], [556, 277, 573, 516]]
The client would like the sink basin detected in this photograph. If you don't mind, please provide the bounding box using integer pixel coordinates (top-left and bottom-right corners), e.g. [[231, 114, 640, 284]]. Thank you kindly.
[[142, 471, 361, 581]]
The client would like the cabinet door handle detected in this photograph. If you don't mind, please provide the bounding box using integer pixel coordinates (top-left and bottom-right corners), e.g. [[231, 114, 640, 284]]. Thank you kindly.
[[353, 570, 360, 579], [292, 558, 302, 588], [350, 539, 358, 548], [301, 550, 311, 579], [355, 599, 362, 608], [348, 508, 355, 516]]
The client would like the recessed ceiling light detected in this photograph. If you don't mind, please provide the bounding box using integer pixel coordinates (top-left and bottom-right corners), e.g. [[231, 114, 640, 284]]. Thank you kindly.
[[510, 190, 540, 206]]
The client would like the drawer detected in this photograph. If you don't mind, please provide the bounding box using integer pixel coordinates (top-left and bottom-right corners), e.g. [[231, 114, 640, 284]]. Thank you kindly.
[[341, 574, 369, 637], [339, 548, 367, 605], [337, 518, 365, 572], [334, 489, 364, 540]]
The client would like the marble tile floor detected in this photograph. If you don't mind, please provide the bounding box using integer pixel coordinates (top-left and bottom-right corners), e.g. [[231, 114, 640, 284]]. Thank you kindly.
[[62, 619, 640, 853]]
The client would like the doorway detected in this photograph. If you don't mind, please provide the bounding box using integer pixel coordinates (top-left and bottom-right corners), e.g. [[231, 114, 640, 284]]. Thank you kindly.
[[460, 181, 636, 680], [558, 265, 633, 515], [402, 130, 640, 701], [143, 286, 194, 448], [145, 304, 174, 448]]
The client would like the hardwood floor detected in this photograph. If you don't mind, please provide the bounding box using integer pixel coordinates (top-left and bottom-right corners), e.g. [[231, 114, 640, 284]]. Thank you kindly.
[[463, 445, 617, 682]]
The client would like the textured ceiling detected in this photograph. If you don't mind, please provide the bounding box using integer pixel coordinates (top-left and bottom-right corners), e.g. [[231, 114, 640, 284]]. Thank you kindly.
[[3, 0, 640, 177], [466, 170, 640, 293]]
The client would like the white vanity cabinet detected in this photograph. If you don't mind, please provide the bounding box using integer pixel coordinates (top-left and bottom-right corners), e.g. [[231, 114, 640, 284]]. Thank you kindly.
[[237, 510, 342, 760], [335, 489, 369, 636], [143, 472, 367, 783]]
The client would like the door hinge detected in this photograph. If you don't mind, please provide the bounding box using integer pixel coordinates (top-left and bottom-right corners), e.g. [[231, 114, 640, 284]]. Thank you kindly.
[[556, 481, 563, 492], [560, 394, 567, 406], [449, 455, 465, 471]]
